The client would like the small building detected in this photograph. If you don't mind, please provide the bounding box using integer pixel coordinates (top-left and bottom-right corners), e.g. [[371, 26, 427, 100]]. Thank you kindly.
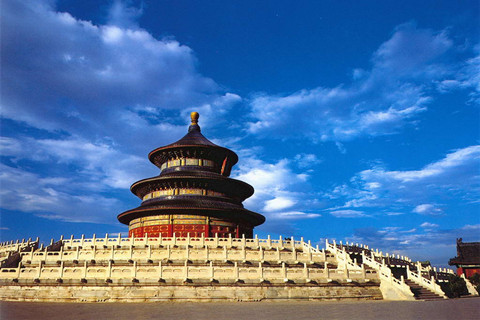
[[449, 238, 480, 277]]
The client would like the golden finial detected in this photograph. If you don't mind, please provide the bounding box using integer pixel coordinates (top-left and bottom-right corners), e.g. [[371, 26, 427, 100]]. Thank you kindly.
[[190, 111, 199, 124]]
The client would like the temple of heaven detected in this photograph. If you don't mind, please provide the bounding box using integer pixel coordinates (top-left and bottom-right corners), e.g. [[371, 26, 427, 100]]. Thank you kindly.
[[0, 112, 477, 303], [117, 112, 265, 238]]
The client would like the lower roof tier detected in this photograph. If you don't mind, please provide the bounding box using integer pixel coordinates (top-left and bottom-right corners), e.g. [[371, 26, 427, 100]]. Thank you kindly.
[[130, 172, 254, 201], [117, 201, 265, 227]]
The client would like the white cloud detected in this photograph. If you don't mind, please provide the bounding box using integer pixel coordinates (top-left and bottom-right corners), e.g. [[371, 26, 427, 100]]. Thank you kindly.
[[420, 222, 439, 228], [413, 204, 443, 216], [349, 224, 480, 267], [0, 163, 124, 223], [246, 23, 474, 142], [232, 156, 319, 223], [2, 136, 155, 190], [327, 145, 480, 213], [330, 209, 368, 218], [0, 0, 228, 152], [294, 153, 323, 168], [264, 197, 296, 212]]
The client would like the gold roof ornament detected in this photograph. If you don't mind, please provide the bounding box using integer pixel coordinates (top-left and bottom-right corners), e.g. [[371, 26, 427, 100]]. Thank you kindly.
[[191, 111, 199, 125]]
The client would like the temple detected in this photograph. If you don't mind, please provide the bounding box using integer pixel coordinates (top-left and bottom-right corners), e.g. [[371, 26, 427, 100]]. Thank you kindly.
[[449, 238, 480, 277], [118, 112, 265, 238], [0, 113, 478, 302]]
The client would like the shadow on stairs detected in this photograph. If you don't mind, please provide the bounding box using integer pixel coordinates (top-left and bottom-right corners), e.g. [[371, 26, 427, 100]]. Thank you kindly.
[[404, 279, 444, 300]]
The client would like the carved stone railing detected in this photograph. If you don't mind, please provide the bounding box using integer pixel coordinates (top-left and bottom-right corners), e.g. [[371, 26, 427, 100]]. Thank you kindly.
[[0, 261, 379, 283], [361, 251, 413, 298]]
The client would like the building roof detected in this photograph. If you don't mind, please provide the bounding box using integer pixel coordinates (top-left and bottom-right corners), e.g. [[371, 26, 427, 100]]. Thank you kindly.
[[148, 113, 238, 174], [448, 238, 480, 266]]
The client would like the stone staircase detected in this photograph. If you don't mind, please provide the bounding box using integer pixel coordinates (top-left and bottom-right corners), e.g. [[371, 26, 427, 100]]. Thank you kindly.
[[404, 279, 444, 300]]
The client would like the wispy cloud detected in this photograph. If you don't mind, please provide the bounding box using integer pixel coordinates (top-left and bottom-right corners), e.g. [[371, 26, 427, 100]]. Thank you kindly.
[[0, 0, 230, 153], [245, 22, 476, 142], [327, 145, 480, 213], [330, 209, 369, 218], [349, 224, 480, 266]]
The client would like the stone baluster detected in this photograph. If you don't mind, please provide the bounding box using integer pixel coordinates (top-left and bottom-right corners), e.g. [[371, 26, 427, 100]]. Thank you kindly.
[[276, 247, 281, 263], [107, 260, 112, 278], [282, 262, 287, 282], [37, 261, 42, 279], [158, 261, 163, 280], [267, 235, 271, 248], [210, 261, 214, 280], [304, 262, 310, 282], [234, 261, 239, 281], [16, 261, 22, 278], [258, 262, 263, 282], [254, 234, 259, 248], [133, 261, 137, 279], [223, 245, 228, 262], [242, 244, 246, 262], [117, 232, 121, 246], [205, 244, 209, 262], [184, 260, 188, 281], [167, 245, 171, 260], [92, 234, 96, 248], [83, 261, 87, 279]]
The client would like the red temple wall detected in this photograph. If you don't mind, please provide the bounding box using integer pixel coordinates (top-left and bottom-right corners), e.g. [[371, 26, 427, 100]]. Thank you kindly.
[[129, 223, 253, 238], [456, 267, 480, 278]]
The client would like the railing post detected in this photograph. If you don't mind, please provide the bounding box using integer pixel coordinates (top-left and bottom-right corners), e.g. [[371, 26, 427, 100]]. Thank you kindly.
[[258, 262, 263, 281], [37, 261, 42, 279], [234, 261, 239, 281], [210, 261, 214, 280], [184, 260, 188, 281], [159, 260, 163, 279]]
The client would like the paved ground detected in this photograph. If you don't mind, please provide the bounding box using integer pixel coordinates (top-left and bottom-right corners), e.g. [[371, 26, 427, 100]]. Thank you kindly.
[[1, 298, 479, 320]]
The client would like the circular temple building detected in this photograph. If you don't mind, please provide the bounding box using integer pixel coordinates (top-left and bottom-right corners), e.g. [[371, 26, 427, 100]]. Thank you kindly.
[[117, 112, 265, 238]]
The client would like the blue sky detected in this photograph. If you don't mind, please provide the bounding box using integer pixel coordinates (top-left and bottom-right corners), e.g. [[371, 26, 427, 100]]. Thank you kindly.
[[1, 0, 479, 267]]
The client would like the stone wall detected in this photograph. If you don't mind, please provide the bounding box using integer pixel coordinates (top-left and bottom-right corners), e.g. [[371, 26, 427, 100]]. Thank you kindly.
[[0, 282, 383, 302]]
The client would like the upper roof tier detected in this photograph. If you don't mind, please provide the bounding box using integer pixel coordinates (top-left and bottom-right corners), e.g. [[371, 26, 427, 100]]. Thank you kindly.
[[148, 112, 239, 177]]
